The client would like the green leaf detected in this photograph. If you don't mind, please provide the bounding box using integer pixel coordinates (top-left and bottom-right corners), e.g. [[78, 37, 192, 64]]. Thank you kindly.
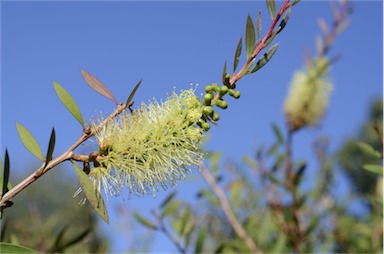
[[133, 212, 157, 230], [267, 142, 279, 157], [49, 225, 68, 253], [222, 61, 227, 85], [362, 164, 383, 175], [194, 226, 208, 253], [1, 150, 10, 198], [125, 79, 142, 108], [276, 8, 291, 35], [292, 0, 300, 6], [44, 128, 56, 169], [272, 123, 284, 144], [256, 10, 262, 42], [179, 205, 192, 235], [72, 162, 109, 224], [233, 36, 242, 73], [16, 123, 43, 161], [81, 69, 117, 103], [250, 43, 279, 73], [0, 243, 37, 254], [53, 81, 84, 127], [159, 191, 176, 208], [161, 201, 181, 218], [356, 141, 382, 159], [318, 18, 328, 36], [266, 0, 276, 19], [51, 226, 92, 252], [245, 15, 256, 58], [242, 156, 258, 170]]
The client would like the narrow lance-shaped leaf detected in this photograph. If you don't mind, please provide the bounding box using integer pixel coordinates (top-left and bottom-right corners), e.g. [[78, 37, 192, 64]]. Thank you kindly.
[[53, 82, 84, 127], [356, 142, 382, 159], [179, 205, 192, 235], [242, 156, 258, 169], [276, 8, 291, 35], [16, 123, 44, 161], [43, 128, 56, 169], [194, 226, 208, 253], [49, 225, 68, 253], [0, 243, 37, 254], [161, 201, 181, 218], [81, 69, 117, 103], [58, 226, 92, 251], [256, 10, 262, 43], [250, 43, 279, 73], [362, 164, 383, 175], [125, 79, 142, 109], [222, 61, 227, 85], [266, 0, 276, 19], [1, 150, 10, 198], [318, 17, 328, 36], [233, 36, 242, 73], [159, 191, 176, 208], [133, 212, 157, 230], [272, 123, 284, 144], [72, 162, 109, 224], [292, 0, 301, 6], [245, 15, 256, 58]]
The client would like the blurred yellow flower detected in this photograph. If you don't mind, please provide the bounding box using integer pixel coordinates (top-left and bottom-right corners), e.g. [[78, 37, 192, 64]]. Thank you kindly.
[[284, 58, 332, 132]]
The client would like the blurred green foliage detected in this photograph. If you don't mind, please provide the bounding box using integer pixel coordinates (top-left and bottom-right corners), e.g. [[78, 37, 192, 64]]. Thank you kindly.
[[134, 98, 383, 253], [0, 168, 108, 253], [338, 98, 383, 195]]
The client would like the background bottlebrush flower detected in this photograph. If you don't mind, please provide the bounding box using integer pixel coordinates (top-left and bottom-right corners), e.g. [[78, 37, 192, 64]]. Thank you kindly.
[[284, 58, 333, 132], [91, 88, 204, 198]]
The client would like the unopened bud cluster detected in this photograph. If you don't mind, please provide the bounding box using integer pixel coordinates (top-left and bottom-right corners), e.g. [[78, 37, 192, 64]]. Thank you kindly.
[[199, 79, 241, 131]]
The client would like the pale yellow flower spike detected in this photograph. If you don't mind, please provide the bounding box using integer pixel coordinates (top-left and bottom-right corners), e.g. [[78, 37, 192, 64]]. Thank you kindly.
[[91, 88, 204, 198], [284, 58, 333, 132]]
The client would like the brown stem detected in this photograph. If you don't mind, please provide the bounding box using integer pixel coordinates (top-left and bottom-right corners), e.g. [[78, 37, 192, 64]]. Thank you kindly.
[[199, 163, 262, 253], [319, 0, 350, 58], [230, 0, 292, 86], [0, 103, 128, 208]]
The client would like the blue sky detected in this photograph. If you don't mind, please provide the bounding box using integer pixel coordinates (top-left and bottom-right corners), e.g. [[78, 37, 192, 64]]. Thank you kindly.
[[1, 0, 382, 252]]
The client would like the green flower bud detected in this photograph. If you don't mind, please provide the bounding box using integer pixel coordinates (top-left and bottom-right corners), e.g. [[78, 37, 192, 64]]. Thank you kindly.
[[202, 122, 210, 132], [211, 83, 220, 92], [233, 91, 241, 99], [212, 112, 220, 121], [220, 85, 229, 95], [203, 106, 214, 116], [205, 85, 213, 93], [204, 93, 213, 105], [228, 89, 235, 96], [215, 99, 228, 109], [224, 74, 230, 85]]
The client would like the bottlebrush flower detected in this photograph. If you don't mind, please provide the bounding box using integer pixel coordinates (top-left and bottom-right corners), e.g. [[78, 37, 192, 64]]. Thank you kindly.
[[90, 88, 204, 198], [284, 57, 333, 132]]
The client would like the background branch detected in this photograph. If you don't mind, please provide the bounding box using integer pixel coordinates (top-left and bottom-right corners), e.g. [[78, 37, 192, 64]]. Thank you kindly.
[[199, 163, 261, 253]]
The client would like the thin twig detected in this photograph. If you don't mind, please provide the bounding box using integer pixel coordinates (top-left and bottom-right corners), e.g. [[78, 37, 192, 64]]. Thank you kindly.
[[199, 163, 262, 253], [230, 0, 292, 86], [0, 103, 128, 208], [151, 209, 186, 253]]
